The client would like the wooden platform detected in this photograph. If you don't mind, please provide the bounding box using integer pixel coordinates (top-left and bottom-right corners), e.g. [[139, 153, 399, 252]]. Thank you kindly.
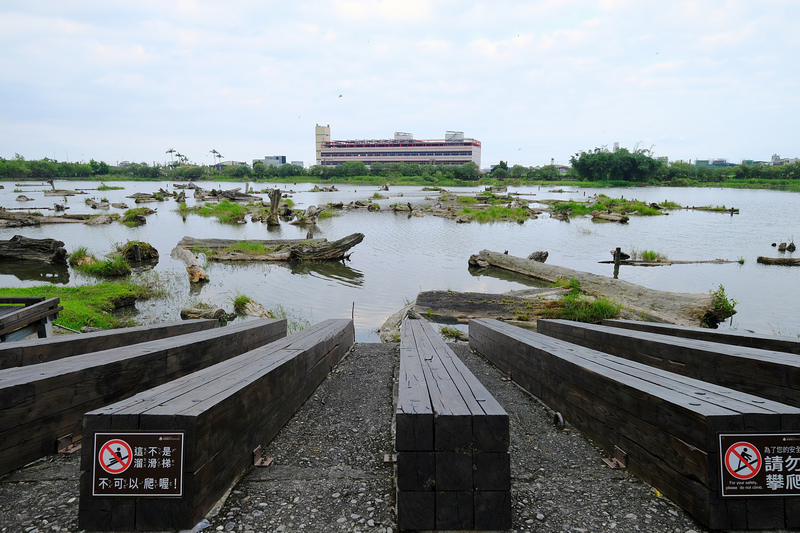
[[0, 297, 63, 343], [0, 319, 218, 369], [469, 318, 800, 530], [396, 318, 510, 531], [602, 318, 800, 355], [539, 319, 800, 407], [0, 318, 286, 478], [79, 318, 354, 531]]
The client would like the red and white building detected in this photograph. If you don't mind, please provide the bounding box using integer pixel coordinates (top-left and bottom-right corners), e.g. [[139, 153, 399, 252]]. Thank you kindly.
[[315, 125, 481, 168]]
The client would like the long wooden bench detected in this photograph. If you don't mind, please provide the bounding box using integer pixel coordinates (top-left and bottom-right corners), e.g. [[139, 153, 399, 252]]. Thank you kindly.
[[0, 318, 286, 478], [0, 319, 218, 369], [538, 318, 800, 407], [396, 318, 509, 531], [0, 297, 63, 342], [469, 318, 800, 530], [78, 318, 354, 531], [602, 318, 800, 355]]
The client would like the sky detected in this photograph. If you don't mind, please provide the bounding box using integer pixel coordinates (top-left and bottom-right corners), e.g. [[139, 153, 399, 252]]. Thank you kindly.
[[1, 0, 798, 169]]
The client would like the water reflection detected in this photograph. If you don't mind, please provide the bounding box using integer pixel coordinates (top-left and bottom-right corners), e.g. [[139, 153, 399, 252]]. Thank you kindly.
[[285, 260, 364, 287], [0, 261, 70, 284], [468, 265, 551, 288]]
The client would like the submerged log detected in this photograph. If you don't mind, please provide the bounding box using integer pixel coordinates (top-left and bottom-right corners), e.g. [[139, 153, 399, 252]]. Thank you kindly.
[[170, 246, 209, 283], [0, 235, 67, 264], [471, 249, 733, 326], [757, 256, 800, 266]]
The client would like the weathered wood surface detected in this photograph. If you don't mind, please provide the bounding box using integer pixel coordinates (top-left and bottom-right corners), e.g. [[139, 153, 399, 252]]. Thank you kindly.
[[602, 318, 800, 355], [0, 319, 217, 368], [0, 297, 63, 342], [396, 318, 510, 531], [471, 249, 733, 326], [0, 235, 68, 263], [538, 319, 800, 407], [591, 210, 628, 223], [175, 233, 365, 261], [0, 318, 286, 478], [757, 256, 800, 265], [79, 318, 354, 531], [469, 318, 800, 530]]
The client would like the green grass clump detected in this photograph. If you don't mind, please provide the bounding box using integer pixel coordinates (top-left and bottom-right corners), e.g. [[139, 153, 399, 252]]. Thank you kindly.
[[457, 196, 478, 205], [440, 326, 464, 340], [97, 183, 124, 191], [122, 207, 154, 227], [629, 248, 668, 262], [0, 282, 161, 330], [223, 241, 269, 254], [192, 199, 248, 223], [232, 294, 253, 313], [460, 206, 530, 223], [703, 284, 738, 327], [545, 278, 621, 322], [69, 247, 131, 277]]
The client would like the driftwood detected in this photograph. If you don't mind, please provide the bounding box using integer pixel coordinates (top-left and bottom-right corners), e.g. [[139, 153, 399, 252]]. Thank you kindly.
[[175, 233, 364, 262], [170, 246, 209, 283], [591, 210, 628, 223], [757, 256, 800, 266], [470, 249, 733, 326], [0, 235, 67, 264], [180, 307, 225, 320]]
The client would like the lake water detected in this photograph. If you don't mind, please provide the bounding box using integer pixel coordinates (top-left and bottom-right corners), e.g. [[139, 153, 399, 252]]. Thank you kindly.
[[1, 180, 798, 341]]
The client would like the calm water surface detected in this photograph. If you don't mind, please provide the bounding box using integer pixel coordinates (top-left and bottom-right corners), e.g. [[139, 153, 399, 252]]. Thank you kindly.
[[1, 181, 798, 341]]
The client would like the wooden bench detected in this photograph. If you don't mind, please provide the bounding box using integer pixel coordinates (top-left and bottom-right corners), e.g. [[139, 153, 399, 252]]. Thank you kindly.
[[78, 318, 354, 531], [0, 319, 218, 369], [396, 318, 510, 531], [0, 297, 63, 343], [602, 318, 800, 355], [0, 318, 286, 478], [469, 318, 800, 531], [538, 319, 800, 407]]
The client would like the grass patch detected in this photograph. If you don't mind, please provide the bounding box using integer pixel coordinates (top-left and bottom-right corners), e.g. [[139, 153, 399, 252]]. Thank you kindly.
[[457, 196, 478, 205], [232, 293, 253, 313], [440, 326, 464, 340], [223, 241, 270, 254], [460, 205, 530, 223], [122, 207, 155, 227], [69, 246, 131, 277], [543, 278, 621, 322], [629, 248, 668, 262], [188, 199, 249, 223], [703, 284, 738, 327], [97, 182, 124, 191], [549, 195, 680, 218], [0, 282, 162, 330]]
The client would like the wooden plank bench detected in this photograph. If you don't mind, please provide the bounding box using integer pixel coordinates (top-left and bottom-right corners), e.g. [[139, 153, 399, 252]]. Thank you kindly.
[[78, 318, 354, 531], [396, 318, 509, 531], [538, 319, 800, 407], [469, 318, 800, 531], [0, 318, 286, 478], [602, 318, 800, 355], [0, 297, 63, 343], [0, 319, 218, 369]]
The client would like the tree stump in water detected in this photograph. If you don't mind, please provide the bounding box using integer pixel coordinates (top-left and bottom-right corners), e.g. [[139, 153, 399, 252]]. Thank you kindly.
[[0, 235, 67, 264]]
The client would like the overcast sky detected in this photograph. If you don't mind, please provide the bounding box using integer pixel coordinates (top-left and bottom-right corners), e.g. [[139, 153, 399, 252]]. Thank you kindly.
[[1, 1, 798, 169]]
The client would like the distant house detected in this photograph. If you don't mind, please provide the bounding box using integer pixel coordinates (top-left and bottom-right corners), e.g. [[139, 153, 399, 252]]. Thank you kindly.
[[253, 156, 287, 167]]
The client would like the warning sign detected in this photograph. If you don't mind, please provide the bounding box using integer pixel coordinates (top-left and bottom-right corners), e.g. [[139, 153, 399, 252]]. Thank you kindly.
[[720, 433, 800, 497], [92, 432, 184, 497], [98, 439, 133, 474]]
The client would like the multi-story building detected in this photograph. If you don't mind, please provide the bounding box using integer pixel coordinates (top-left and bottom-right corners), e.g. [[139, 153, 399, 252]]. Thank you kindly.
[[315, 126, 481, 168], [253, 156, 287, 167]]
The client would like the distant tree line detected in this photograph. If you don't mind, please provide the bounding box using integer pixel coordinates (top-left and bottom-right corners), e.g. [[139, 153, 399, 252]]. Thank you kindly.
[[3, 149, 799, 184], [569, 147, 800, 183]]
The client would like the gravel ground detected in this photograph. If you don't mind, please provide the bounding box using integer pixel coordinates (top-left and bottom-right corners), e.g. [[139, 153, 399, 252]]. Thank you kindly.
[[0, 341, 728, 532]]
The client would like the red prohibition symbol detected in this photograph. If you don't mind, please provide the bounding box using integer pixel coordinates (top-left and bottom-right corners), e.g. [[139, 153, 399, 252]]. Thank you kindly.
[[99, 439, 133, 474], [725, 441, 762, 480]]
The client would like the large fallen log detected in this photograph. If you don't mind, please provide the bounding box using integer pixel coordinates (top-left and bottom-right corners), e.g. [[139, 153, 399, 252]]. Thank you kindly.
[[471, 249, 733, 326], [0, 235, 67, 264], [757, 256, 800, 266], [175, 233, 364, 261]]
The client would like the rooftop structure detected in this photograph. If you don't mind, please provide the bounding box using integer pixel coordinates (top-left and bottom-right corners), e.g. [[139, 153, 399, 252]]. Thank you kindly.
[[315, 126, 481, 168]]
